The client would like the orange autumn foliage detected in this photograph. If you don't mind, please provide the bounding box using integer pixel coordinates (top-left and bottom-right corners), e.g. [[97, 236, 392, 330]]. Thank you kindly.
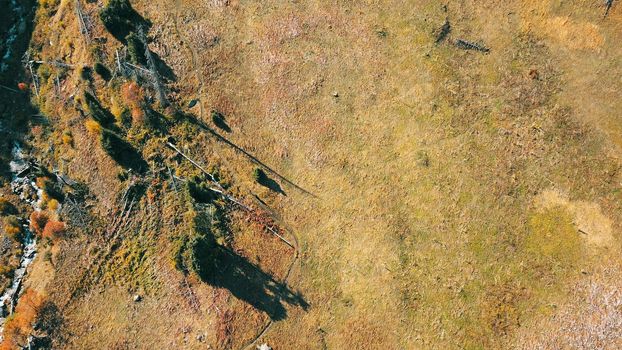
[[42, 220, 66, 239], [29, 211, 49, 236], [121, 82, 143, 108], [0, 289, 44, 350]]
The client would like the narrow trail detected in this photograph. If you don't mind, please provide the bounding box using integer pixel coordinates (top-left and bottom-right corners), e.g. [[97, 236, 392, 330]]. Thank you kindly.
[[240, 222, 301, 350], [169, 5, 305, 349]]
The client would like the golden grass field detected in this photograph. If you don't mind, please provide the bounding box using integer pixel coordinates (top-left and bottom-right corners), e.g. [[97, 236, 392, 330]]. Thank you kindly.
[[1, 0, 621, 349]]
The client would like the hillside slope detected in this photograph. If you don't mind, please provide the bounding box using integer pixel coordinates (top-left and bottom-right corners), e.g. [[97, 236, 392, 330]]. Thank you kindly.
[[0, 0, 621, 349]]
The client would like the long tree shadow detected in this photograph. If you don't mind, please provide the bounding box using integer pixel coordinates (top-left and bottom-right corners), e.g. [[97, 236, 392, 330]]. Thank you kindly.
[[183, 115, 317, 198], [100, 0, 151, 43], [151, 51, 177, 82], [203, 248, 308, 321]]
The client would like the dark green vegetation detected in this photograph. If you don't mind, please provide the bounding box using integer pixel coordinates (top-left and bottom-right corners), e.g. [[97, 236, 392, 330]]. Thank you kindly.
[[125, 32, 146, 65], [171, 181, 227, 279]]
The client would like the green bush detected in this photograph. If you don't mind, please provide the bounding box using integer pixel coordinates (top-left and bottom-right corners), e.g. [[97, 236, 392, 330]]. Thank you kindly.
[[94, 62, 112, 81], [172, 205, 226, 279], [126, 32, 146, 65], [187, 177, 217, 203], [79, 65, 92, 81], [0, 198, 16, 215]]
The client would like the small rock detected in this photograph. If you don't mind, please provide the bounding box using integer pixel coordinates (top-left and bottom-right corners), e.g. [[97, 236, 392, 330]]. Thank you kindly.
[[332, 91, 339, 97], [133, 294, 142, 302], [257, 344, 272, 350]]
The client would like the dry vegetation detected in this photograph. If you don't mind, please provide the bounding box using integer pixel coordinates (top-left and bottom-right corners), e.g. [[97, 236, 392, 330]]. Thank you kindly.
[[0, 0, 620, 349]]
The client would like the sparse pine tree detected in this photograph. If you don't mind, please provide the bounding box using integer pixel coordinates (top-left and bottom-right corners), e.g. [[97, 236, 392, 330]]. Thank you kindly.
[[126, 32, 146, 65]]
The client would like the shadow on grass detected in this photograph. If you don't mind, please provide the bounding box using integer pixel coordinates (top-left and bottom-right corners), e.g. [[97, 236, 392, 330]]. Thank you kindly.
[[151, 51, 177, 82], [211, 111, 231, 133], [182, 115, 316, 198], [202, 248, 308, 321], [100, 0, 151, 44], [258, 174, 286, 196], [101, 129, 148, 173]]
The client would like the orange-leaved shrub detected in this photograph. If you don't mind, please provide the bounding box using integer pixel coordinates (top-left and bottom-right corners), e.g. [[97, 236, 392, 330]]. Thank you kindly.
[[29, 211, 49, 236], [42, 220, 66, 239], [0, 289, 45, 350]]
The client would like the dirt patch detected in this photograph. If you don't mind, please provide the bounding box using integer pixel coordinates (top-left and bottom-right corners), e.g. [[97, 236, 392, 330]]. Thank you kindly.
[[535, 189, 614, 248]]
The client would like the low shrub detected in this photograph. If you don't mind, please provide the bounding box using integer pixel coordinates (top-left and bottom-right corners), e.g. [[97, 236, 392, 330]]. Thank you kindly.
[[85, 119, 102, 134], [0, 198, 16, 215], [42, 220, 66, 239], [3, 216, 22, 241], [61, 130, 73, 146], [29, 211, 50, 236], [79, 66, 92, 81]]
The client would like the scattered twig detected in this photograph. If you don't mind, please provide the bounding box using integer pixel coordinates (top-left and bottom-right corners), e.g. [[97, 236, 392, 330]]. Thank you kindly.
[[27, 60, 39, 98], [166, 142, 224, 191], [265, 225, 294, 249], [32, 60, 74, 69], [455, 38, 490, 52], [166, 165, 178, 192], [74, 0, 90, 45], [0, 84, 19, 93]]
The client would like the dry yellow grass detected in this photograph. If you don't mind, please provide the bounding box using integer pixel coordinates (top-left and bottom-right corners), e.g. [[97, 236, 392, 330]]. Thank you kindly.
[[16, 0, 622, 349]]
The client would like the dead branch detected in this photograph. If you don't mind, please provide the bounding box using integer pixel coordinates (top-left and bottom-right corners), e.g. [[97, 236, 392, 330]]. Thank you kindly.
[[32, 60, 75, 69], [266, 225, 294, 248], [138, 26, 168, 106], [74, 0, 90, 45], [0, 84, 19, 93]]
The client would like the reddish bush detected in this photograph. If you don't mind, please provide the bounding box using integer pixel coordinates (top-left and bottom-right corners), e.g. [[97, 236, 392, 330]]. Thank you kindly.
[[0, 289, 44, 350], [29, 211, 50, 236], [42, 220, 66, 239]]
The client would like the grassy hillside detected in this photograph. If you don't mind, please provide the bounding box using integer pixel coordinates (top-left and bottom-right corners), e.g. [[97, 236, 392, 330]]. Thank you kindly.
[[0, 0, 620, 349]]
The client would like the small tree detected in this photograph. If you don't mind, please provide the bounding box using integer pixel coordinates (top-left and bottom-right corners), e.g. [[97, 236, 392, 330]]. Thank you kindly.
[[42, 220, 66, 239], [126, 32, 146, 65], [79, 65, 92, 81], [29, 211, 50, 236]]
